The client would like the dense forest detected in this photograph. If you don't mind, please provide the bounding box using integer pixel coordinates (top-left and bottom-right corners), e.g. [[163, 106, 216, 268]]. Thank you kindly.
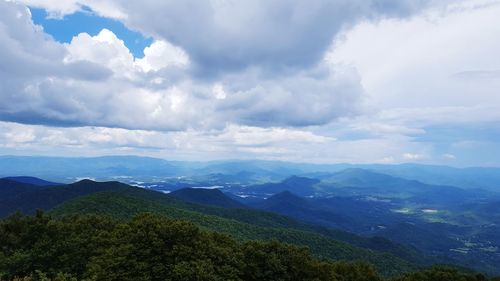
[[0, 212, 495, 281], [0, 179, 421, 275]]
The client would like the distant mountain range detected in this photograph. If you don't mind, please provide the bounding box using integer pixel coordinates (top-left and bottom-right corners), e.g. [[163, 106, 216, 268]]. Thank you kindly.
[[1, 155, 500, 191]]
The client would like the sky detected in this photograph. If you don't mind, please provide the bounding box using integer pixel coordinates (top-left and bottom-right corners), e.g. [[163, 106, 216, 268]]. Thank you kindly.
[[0, 0, 499, 166]]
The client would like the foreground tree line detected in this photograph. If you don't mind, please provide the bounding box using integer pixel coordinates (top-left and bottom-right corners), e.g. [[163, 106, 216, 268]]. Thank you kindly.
[[0, 212, 497, 281]]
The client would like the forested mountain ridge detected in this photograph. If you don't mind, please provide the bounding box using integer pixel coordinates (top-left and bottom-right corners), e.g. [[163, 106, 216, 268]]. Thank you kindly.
[[1, 177, 498, 279], [49, 188, 421, 275], [1, 212, 492, 281], [169, 187, 246, 208], [1, 178, 425, 275]]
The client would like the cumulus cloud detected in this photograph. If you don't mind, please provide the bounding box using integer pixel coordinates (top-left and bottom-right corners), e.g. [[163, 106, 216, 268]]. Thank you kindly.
[[16, 0, 444, 75], [0, 0, 371, 130], [64, 29, 136, 77], [329, 0, 500, 109], [135, 40, 189, 72], [3, 0, 500, 165], [0, 2, 204, 130], [111, 0, 447, 75], [0, 1, 112, 125], [214, 64, 364, 127]]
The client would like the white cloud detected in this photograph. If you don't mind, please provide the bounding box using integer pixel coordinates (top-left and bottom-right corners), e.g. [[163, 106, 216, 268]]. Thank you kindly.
[[2, 0, 500, 166], [403, 153, 425, 160], [14, 0, 126, 19], [135, 40, 189, 72], [443, 153, 456, 160], [212, 83, 227, 100], [214, 64, 364, 127], [0, 120, 420, 164], [329, 1, 500, 109], [64, 29, 136, 78], [0, 121, 334, 161], [0, 1, 366, 130], [16, 0, 442, 73]]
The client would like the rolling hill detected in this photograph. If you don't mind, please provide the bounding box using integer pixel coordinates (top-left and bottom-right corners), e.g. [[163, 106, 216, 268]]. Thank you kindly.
[[2, 176, 61, 186], [169, 187, 246, 208], [48, 187, 421, 275]]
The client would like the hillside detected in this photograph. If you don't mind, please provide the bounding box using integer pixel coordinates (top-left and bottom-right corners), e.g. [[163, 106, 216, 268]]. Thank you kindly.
[[241, 176, 320, 196], [0, 179, 130, 218], [254, 191, 355, 231], [169, 188, 246, 208], [0, 179, 45, 201], [2, 176, 61, 186], [49, 187, 421, 276], [0, 177, 430, 274], [1, 213, 489, 281]]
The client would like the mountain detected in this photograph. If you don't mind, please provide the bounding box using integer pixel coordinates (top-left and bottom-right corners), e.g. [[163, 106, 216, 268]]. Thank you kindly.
[[244, 176, 320, 196], [0, 155, 183, 182], [0, 179, 129, 218], [254, 191, 351, 230], [320, 168, 430, 195], [2, 177, 497, 274], [248, 186, 500, 274], [0, 178, 45, 201], [316, 168, 498, 205], [258, 190, 309, 207], [2, 176, 61, 186], [48, 186, 421, 275], [169, 188, 246, 208], [0, 178, 428, 274], [2, 156, 500, 192], [364, 164, 500, 192], [1, 214, 487, 281]]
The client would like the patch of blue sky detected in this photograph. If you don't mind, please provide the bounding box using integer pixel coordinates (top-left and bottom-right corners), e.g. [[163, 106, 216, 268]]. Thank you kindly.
[[30, 7, 152, 58]]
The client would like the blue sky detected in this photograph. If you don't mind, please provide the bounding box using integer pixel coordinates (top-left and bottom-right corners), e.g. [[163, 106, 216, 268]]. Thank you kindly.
[[30, 7, 152, 58], [0, 0, 499, 166]]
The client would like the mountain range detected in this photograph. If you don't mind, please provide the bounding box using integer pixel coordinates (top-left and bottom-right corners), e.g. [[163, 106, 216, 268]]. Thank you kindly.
[[1, 156, 499, 276]]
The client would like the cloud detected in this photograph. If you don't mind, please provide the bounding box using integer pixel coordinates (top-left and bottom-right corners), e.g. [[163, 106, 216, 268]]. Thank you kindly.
[[64, 29, 136, 77], [329, 0, 500, 109], [135, 40, 189, 72], [0, 120, 435, 164], [14, 0, 127, 19], [115, 0, 447, 75], [17, 0, 443, 75], [452, 70, 500, 80], [3, 0, 500, 166], [403, 153, 425, 160], [0, 121, 333, 160], [443, 153, 456, 160], [0, 0, 369, 130], [214, 64, 364, 127]]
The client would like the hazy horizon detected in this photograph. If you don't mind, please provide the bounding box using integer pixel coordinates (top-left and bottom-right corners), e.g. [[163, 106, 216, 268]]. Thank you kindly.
[[2, 154, 500, 169]]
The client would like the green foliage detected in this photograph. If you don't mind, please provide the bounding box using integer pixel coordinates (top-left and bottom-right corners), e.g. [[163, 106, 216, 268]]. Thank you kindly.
[[1, 213, 491, 281], [49, 190, 417, 276], [1, 212, 390, 281]]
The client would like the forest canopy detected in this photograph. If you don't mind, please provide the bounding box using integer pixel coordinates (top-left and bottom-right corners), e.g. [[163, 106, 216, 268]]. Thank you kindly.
[[0, 212, 494, 281]]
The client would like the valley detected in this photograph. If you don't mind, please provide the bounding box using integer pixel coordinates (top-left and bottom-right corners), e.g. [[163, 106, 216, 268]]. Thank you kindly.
[[1, 156, 499, 277]]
